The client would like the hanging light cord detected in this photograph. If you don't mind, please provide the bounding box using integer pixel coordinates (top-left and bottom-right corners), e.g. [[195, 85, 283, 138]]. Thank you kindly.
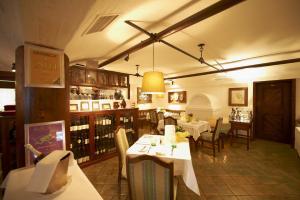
[[152, 43, 155, 71]]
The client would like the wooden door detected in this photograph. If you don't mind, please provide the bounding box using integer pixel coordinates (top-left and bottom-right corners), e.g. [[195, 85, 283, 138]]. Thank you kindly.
[[254, 79, 295, 143]]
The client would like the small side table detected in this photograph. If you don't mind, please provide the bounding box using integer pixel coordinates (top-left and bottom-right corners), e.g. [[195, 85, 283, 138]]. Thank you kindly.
[[229, 119, 252, 150]]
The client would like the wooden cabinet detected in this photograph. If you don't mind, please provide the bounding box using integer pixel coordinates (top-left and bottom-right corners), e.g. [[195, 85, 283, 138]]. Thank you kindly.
[[70, 66, 130, 88], [68, 108, 138, 167], [0, 116, 17, 178]]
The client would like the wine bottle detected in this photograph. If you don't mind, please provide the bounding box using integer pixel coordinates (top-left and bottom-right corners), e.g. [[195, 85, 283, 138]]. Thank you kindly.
[[24, 144, 45, 164]]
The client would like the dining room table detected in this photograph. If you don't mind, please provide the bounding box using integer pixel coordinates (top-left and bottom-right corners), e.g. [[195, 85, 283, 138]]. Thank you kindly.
[[157, 119, 211, 141], [126, 134, 200, 196], [1, 160, 103, 200]]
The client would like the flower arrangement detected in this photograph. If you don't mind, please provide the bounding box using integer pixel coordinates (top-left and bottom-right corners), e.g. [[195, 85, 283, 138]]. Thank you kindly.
[[175, 125, 190, 142]]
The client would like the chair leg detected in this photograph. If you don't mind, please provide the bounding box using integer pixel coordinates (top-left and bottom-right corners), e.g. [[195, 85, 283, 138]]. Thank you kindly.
[[217, 139, 220, 152], [212, 141, 215, 157]]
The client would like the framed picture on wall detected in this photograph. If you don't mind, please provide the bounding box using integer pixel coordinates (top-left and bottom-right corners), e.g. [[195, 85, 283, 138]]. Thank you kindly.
[[92, 101, 100, 111], [70, 104, 78, 112], [24, 120, 65, 166], [102, 103, 111, 110], [228, 87, 248, 106], [24, 43, 65, 88], [137, 87, 152, 104], [168, 91, 187, 104], [80, 101, 90, 111]]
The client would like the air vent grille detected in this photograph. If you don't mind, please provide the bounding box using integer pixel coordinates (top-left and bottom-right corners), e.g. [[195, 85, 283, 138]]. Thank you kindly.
[[84, 15, 118, 35]]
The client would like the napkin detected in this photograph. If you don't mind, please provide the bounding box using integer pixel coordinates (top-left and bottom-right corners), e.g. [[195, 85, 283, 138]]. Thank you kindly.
[[26, 150, 73, 194], [165, 125, 176, 144]]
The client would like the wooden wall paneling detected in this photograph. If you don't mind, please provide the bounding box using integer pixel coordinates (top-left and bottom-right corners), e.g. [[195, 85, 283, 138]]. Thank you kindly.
[[0, 116, 16, 177], [15, 46, 69, 167], [0, 81, 15, 88]]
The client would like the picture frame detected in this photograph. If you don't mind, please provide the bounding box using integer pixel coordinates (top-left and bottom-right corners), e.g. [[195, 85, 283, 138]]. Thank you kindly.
[[92, 101, 100, 111], [80, 101, 90, 111], [137, 87, 152, 104], [168, 91, 187, 104], [24, 43, 65, 88], [228, 87, 248, 106], [102, 103, 111, 110], [24, 120, 65, 166], [70, 104, 78, 112]]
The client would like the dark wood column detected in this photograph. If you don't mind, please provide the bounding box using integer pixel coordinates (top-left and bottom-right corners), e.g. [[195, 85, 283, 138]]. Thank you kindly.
[[15, 46, 70, 167]]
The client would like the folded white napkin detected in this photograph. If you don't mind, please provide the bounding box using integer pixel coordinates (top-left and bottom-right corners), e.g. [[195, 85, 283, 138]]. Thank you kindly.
[[164, 125, 176, 144], [26, 150, 74, 193]]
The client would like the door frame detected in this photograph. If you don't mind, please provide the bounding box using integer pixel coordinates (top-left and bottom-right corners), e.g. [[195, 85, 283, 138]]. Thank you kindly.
[[253, 79, 295, 146]]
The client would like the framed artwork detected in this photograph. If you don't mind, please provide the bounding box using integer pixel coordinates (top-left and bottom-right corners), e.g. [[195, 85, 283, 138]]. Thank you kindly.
[[168, 91, 187, 104], [80, 101, 90, 111], [24, 43, 65, 88], [25, 120, 65, 166], [92, 101, 100, 111], [137, 87, 152, 104], [229, 87, 248, 106], [70, 104, 78, 112], [102, 103, 111, 110]]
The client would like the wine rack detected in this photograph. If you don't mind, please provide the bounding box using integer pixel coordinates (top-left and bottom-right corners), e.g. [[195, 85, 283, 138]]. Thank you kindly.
[[119, 113, 135, 146], [94, 115, 116, 155], [70, 115, 91, 164], [68, 108, 138, 167]]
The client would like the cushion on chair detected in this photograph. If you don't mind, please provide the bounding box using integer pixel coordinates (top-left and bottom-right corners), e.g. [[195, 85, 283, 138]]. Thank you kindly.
[[116, 128, 129, 178], [128, 159, 175, 200], [200, 132, 214, 141]]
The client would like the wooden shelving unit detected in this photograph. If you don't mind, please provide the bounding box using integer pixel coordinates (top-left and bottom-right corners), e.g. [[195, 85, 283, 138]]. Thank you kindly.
[[68, 109, 138, 167]]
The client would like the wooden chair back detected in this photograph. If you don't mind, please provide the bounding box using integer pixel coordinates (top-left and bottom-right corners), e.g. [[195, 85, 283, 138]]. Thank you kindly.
[[126, 154, 174, 200], [164, 116, 177, 126], [213, 118, 223, 140]]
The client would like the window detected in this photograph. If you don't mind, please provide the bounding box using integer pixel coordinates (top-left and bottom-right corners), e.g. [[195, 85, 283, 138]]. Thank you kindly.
[[0, 89, 15, 111]]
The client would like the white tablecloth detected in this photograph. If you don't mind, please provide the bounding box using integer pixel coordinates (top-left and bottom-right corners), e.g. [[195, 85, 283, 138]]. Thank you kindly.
[[1, 161, 103, 200], [126, 134, 200, 196], [158, 119, 211, 141]]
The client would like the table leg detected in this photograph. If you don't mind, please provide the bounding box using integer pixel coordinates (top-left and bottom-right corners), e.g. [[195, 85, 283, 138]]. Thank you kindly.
[[247, 129, 249, 151], [230, 129, 233, 146]]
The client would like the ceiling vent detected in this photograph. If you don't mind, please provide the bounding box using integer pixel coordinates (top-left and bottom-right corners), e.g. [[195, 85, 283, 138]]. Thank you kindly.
[[83, 14, 118, 35]]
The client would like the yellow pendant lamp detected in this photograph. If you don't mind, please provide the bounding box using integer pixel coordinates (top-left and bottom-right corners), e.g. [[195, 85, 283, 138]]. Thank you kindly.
[[141, 43, 165, 94]]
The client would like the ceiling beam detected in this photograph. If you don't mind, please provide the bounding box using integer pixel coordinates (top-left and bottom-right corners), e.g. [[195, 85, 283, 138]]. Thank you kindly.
[[98, 0, 245, 68], [165, 58, 300, 80], [125, 20, 219, 71]]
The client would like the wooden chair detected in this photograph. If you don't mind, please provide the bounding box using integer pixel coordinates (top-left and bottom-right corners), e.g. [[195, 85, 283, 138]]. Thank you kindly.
[[149, 110, 159, 134], [115, 126, 129, 184], [157, 111, 164, 121], [198, 118, 223, 157], [126, 154, 178, 200], [164, 116, 177, 126]]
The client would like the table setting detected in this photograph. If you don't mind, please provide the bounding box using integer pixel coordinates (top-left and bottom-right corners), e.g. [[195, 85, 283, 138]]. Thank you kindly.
[[126, 126, 200, 196]]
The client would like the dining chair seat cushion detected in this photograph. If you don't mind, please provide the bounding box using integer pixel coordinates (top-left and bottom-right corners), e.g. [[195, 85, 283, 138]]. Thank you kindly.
[[201, 131, 217, 141]]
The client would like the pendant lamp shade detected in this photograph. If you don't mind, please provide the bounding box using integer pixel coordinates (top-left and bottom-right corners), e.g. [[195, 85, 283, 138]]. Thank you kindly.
[[141, 71, 165, 94]]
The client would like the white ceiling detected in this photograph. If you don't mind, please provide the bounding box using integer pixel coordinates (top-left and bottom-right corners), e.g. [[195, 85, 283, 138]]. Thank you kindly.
[[1, 0, 300, 79]]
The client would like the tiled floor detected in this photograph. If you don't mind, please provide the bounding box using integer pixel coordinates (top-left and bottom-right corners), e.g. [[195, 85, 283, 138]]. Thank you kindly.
[[83, 138, 300, 200]]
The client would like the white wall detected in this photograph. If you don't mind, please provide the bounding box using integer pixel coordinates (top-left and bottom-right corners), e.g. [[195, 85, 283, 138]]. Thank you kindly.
[[129, 65, 300, 124]]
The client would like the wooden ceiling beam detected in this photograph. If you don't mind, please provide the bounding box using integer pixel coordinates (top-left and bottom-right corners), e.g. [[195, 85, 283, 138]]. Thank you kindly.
[[165, 58, 300, 80], [98, 0, 245, 68]]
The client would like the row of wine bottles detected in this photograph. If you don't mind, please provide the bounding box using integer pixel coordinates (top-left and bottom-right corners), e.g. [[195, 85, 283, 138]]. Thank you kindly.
[[69, 114, 135, 164], [94, 115, 116, 155], [70, 116, 90, 164]]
